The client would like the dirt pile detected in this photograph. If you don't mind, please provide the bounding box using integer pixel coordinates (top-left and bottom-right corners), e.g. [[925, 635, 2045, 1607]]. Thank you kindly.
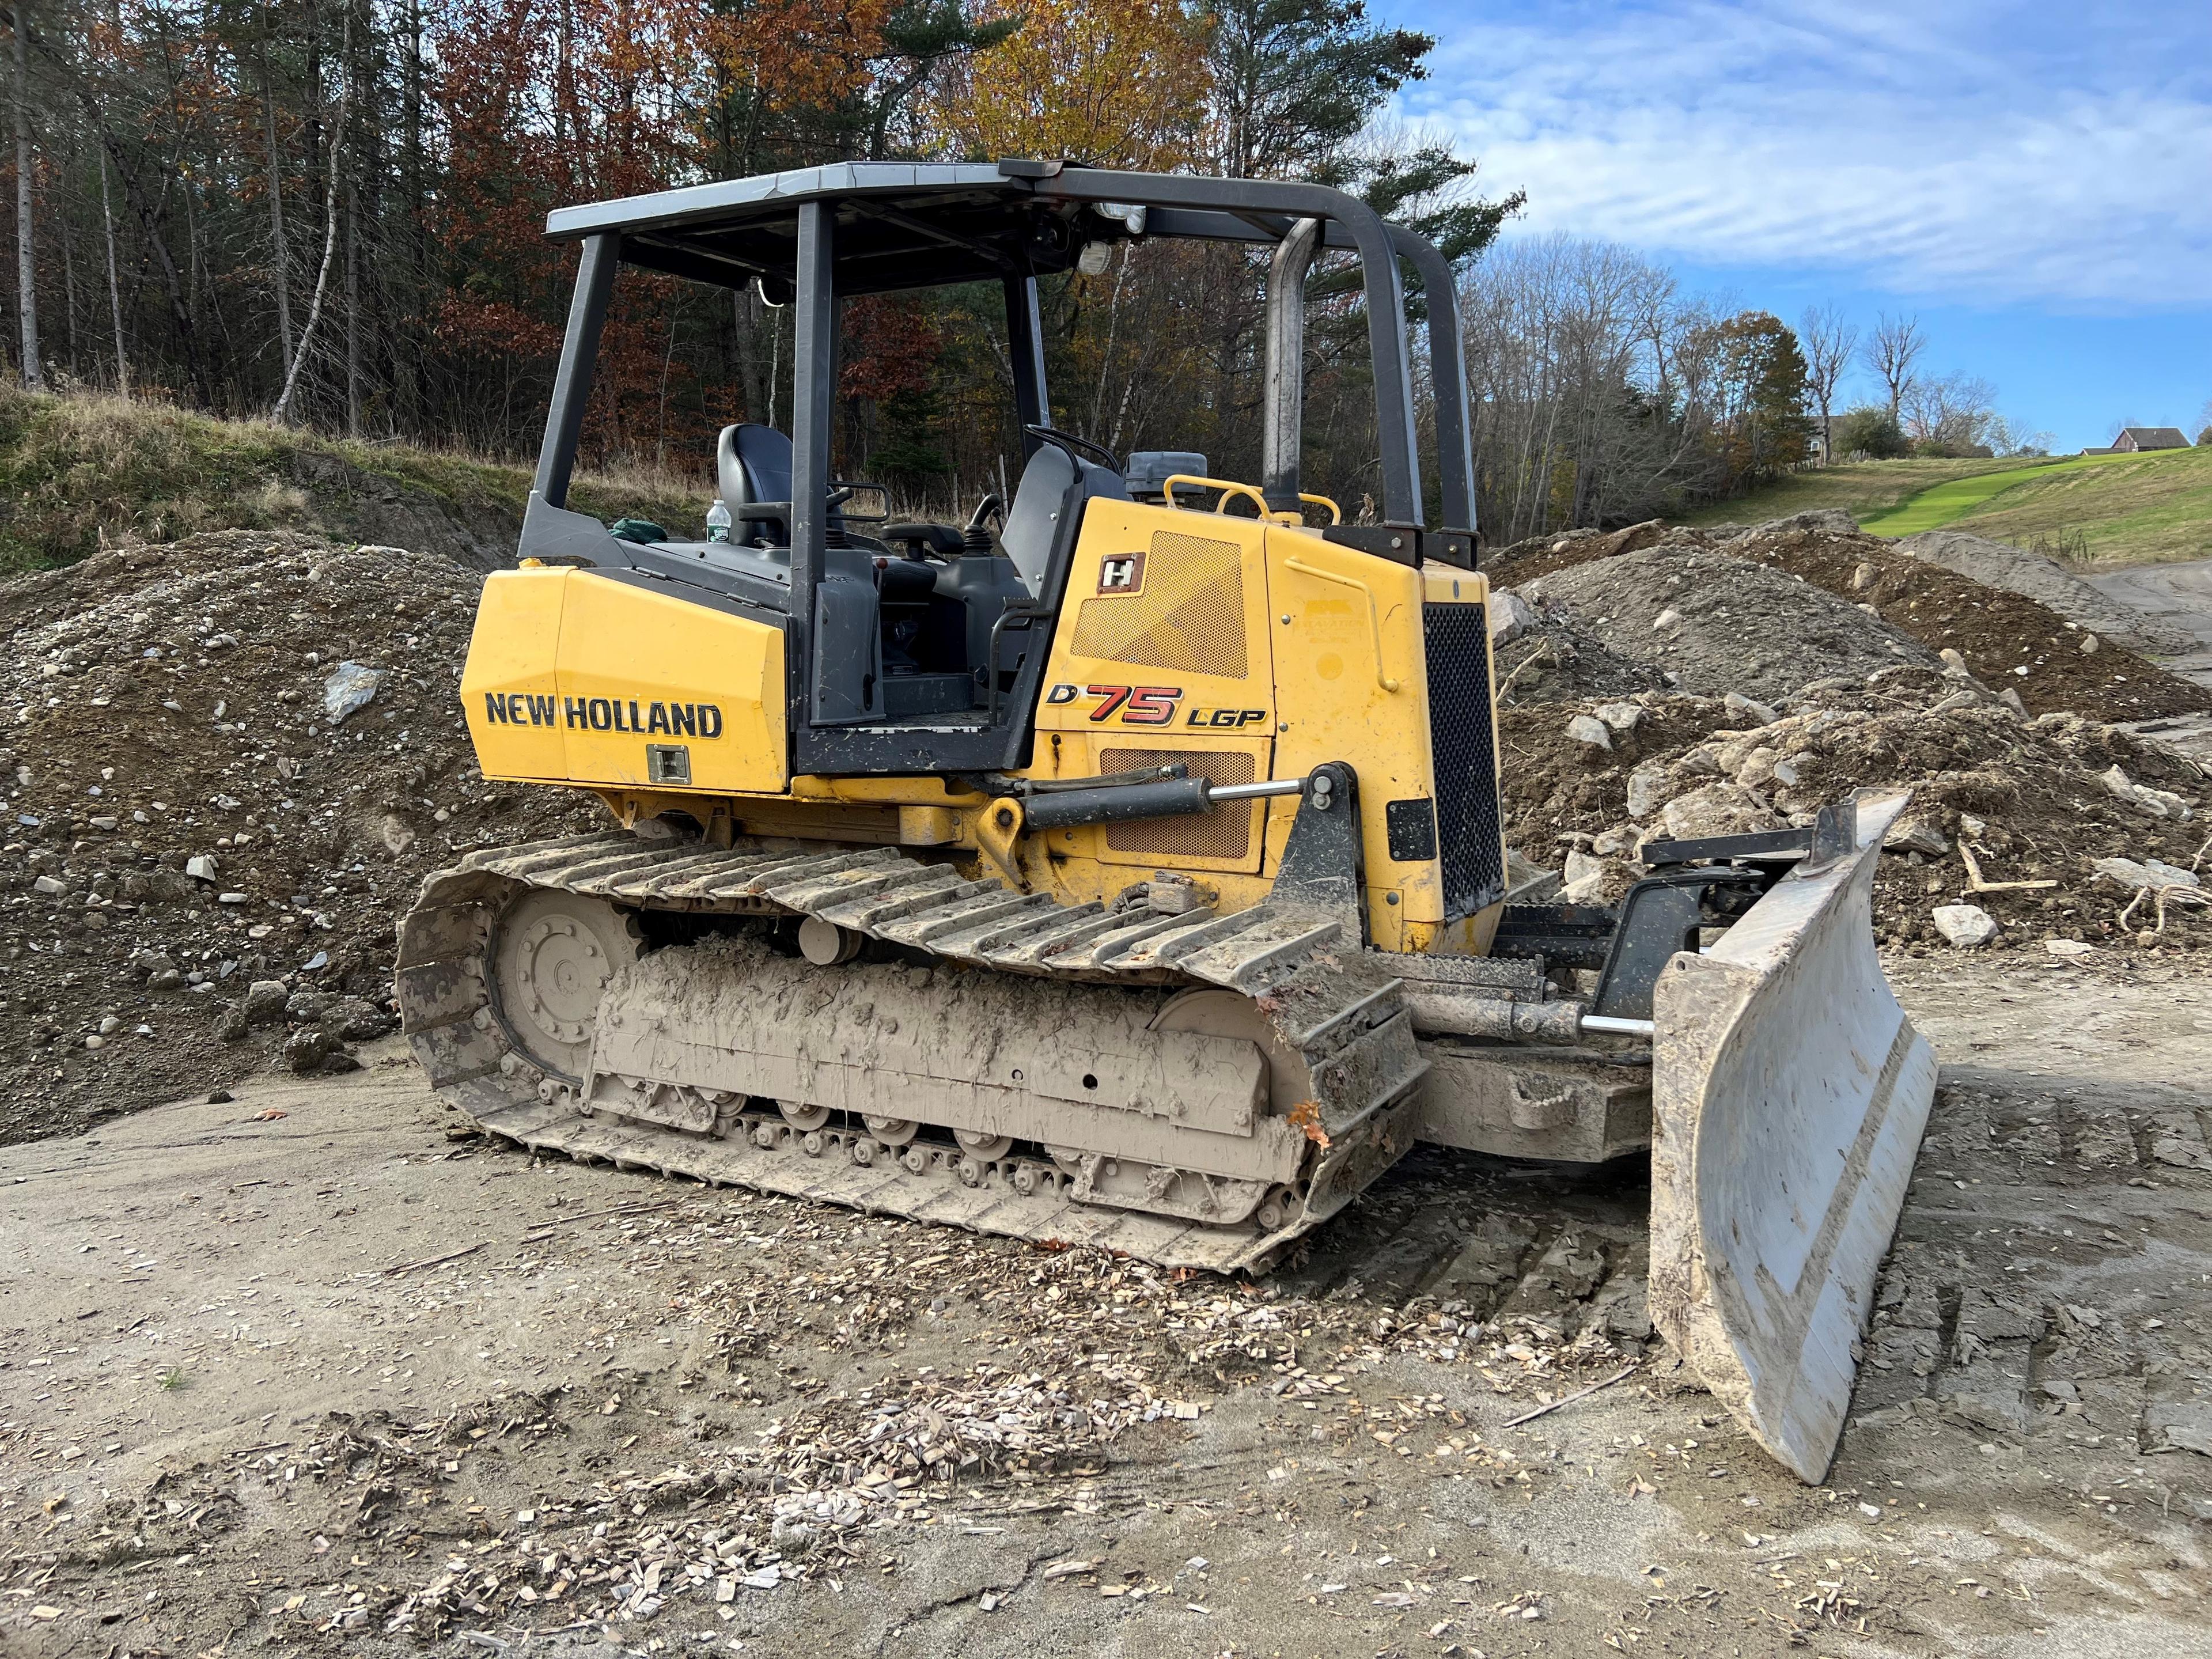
[[1491, 512, 2212, 724], [0, 529, 598, 1142], [1896, 528, 2196, 657], [1516, 544, 1943, 705], [1499, 668, 2211, 953], [1490, 589, 1668, 706]]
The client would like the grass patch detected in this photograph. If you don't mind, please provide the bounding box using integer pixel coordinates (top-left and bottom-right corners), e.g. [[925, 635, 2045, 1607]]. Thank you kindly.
[[1668, 457, 2029, 529], [1858, 452, 2143, 537], [1940, 446, 2212, 569], [0, 388, 709, 574]]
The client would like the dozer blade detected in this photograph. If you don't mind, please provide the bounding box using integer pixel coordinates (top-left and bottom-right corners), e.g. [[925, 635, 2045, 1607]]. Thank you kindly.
[[1648, 789, 1938, 1483]]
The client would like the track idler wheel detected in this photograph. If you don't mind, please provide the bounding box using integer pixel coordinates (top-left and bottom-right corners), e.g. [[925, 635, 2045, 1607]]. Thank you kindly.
[[490, 889, 640, 1080]]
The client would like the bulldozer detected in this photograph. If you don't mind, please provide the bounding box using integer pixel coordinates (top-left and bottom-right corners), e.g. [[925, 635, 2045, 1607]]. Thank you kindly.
[[396, 161, 1939, 1483]]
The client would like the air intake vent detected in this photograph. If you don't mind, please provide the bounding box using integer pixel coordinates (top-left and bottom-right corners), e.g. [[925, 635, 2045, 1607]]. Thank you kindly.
[[1071, 530, 1247, 679], [1097, 747, 1257, 861], [1422, 603, 1506, 922]]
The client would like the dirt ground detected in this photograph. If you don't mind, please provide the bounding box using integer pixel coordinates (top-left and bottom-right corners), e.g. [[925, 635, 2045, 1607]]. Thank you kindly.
[[3, 953, 2209, 1659]]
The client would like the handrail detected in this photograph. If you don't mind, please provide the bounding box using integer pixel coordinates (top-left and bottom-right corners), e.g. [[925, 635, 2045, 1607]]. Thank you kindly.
[[1282, 555, 1402, 693], [1163, 474, 1343, 526]]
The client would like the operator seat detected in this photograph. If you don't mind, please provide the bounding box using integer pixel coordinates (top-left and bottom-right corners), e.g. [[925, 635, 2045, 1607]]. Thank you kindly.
[[715, 422, 794, 545], [998, 440, 1130, 597]]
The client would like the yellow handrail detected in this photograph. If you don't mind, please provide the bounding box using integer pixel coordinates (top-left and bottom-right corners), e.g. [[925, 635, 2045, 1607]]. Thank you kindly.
[[1161, 475, 1343, 527], [1282, 555, 1402, 693]]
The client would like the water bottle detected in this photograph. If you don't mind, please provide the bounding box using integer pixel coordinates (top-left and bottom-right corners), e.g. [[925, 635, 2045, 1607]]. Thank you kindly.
[[705, 498, 732, 544]]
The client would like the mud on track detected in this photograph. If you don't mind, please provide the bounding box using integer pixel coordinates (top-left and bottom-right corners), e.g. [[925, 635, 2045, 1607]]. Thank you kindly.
[[2, 958, 2210, 1658]]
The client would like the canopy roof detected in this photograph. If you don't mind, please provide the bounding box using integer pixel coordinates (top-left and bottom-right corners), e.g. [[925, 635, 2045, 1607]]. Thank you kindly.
[[545, 160, 1396, 296]]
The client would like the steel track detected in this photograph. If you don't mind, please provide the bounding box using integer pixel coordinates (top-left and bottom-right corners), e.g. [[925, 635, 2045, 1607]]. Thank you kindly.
[[396, 831, 1430, 1272]]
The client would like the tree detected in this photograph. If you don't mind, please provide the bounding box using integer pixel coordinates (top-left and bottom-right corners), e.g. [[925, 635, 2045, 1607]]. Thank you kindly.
[[1798, 303, 1855, 466], [944, 0, 1202, 168], [1900, 372, 1997, 456], [1205, 0, 1435, 180], [1863, 312, 1923, 420], [9, 0, 38, 391], [1836, 405, 1906, 460], [1709, 310, 1810, 480]]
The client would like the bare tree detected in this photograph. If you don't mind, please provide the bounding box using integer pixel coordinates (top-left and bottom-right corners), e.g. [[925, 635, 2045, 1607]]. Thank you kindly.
[[10, 0, 39, 391], [1798, 304, 1856, 466], [272, 44, 349, 426], [1863, 312, 1923, 419], [1901, 372, 1997, 453], [97, 147, 126, 395]]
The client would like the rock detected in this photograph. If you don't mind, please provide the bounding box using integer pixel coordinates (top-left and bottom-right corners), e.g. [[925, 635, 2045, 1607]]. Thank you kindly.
[[215, 1003, 251, 1042], [1592, 825, 1637, 857], [379, 813, 416, 855], [1651, 607, 1683, 631], [207, 1088, 234, 1104], [2092, 856, 2201, 895], [148, 969, 183, 993], [1563, 847, 1607, 885], [89, 815, 119, 831], [282, 1027, 348, 1073], [1593, 701, 1643, 736], [1566, 713, 1613, 752], [1938, 647, 1971, 679], [2079, 632, 2099, 655], [1488, 590, 1539, 646], [1626, 763, 1673, 820], [1724, 690, 1780, 725], [1997, 686, 2027, 715], [285, 990, 336, 1022], [32, 874, 66, 896], [218, 891, 248, 905], [1659, 783, 1785, 842], [1850, 561, 1879, 592], [242, 979, 292, 1026], [1931, 904, 1998, 948], [2044, 938, 2097, 959], [1884, 818, 1950, 857], [185, 853, 219, 881], [329, 997, 393, 1041], [2100, 764, 2193, 819], [130, 948, 178, 978], [323, 661, 388, 725]]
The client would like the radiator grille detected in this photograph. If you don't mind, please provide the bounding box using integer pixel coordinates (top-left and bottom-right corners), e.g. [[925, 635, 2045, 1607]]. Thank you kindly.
[[1097, 747, 1257, 861], [1422, 603, 1506, 923], [1071, 530, 1247, 679]]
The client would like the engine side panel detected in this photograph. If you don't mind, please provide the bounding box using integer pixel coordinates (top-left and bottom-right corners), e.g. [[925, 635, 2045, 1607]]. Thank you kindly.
[[461, 567, 789, 796]]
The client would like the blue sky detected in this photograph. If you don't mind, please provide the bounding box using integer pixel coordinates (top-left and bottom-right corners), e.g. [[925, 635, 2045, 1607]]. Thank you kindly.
[[1381, 0, 2212, 452]]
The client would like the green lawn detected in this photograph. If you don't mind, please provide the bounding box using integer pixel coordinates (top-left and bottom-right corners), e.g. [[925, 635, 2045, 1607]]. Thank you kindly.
[[1668, 456, 2029, 528], [1858, 451, 2143, 537], [1941, 445, 2212, 567]]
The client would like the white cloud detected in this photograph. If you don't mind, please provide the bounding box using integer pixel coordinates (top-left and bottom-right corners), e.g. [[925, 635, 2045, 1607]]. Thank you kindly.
[[1402, 1, 2212, 306]]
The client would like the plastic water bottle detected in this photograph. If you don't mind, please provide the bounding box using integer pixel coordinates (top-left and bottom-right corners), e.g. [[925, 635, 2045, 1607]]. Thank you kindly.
[[706, 499, 732, 544]]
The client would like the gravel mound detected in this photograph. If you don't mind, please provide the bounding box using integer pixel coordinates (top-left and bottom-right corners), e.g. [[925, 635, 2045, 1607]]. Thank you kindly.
[[1491, 590, 1668, 706], [1897, 529, 2196, 657], [0, 530, 599, 1142], [1499, 669, 2211, 954], [1491, 512, 2212, 724], [1518, 546, 1944, 705]]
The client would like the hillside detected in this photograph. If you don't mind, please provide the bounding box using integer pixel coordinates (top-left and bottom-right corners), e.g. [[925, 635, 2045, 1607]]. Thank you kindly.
[[0, 389, 710, 574], [1937, 444, 2212, 567], [1667, 456, 2028, 528], [1675, 446, 2210, 568]]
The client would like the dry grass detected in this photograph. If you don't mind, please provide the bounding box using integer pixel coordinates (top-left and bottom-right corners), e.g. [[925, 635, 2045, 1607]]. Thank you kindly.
[[0, 388, 709, 573]]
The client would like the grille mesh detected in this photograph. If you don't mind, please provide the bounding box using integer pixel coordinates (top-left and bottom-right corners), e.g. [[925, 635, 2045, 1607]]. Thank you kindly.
[[1422, 603, 1506, 922], [1070, 530, 1247, 679], [1097, 747, 1257, 861]]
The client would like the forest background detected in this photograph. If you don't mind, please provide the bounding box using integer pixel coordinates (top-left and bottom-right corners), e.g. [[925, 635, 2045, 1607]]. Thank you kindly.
[[2, 0, 2027, 541]]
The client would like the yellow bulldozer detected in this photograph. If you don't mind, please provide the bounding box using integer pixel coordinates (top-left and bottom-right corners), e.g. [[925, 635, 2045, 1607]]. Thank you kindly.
[[397, 161, 1938, 1482]]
